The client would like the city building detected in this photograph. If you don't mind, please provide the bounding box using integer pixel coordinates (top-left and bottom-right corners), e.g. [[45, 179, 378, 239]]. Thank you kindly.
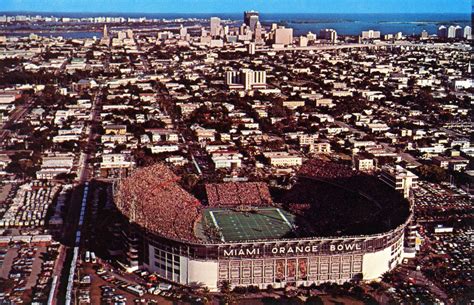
[[244, 10, 259, 32], [447, 25, 457, 38], [210, 17, 221, 37], [319, 29, 338, 43], [226, 69, 267, 90], [380, 165, 418, 199], [361, 30, 381, 40], [420, 30, 429, 39], [254, 21, 263, 43], [464, 26, 472, 39], [248, 42, 256, 55], [274, 27, 293, 45], [437, 25, 447, 38]]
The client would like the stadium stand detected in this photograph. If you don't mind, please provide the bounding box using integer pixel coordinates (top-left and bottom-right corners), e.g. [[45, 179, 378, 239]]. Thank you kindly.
[[205, 182, 273, 207]]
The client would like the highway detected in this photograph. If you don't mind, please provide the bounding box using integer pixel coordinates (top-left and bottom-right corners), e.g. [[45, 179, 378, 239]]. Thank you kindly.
[[257, 41, 471, 53], [55, 91, 101, 304]]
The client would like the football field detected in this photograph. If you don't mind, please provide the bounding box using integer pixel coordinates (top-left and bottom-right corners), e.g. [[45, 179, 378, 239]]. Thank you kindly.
[[204, 207, 296, 242]]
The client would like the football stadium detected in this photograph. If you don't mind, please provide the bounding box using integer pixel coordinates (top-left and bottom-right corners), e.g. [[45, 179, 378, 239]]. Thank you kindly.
[[113, 160, 413, 291]]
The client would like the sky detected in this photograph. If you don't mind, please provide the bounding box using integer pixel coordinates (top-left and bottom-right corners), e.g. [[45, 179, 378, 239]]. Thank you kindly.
[[0, 0, 471, 14]]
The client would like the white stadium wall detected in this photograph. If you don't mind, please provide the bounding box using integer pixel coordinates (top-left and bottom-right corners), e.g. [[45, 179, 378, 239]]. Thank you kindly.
[[362, 246, 392, 279], [362, 233, 404, 280], [187, 259, 219, 290]]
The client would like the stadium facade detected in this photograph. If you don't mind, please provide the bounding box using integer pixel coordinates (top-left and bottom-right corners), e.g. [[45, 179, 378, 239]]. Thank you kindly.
[[121, 213, 409, 291], [114, 163, 413, 291]]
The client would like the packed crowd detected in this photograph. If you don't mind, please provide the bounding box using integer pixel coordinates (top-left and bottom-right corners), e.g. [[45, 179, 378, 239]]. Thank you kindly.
[[115, 163, 202, 242], [287, 203, 311, 216], [298, 159, 360, 180], [205, 182, 273, 207], [287, 159, 411, 235], [299, 159, 408, 214]]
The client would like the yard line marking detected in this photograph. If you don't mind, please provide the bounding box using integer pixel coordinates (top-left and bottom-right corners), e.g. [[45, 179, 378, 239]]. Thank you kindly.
[[209, 211, 225, 242], [276, 208, 293, 229]]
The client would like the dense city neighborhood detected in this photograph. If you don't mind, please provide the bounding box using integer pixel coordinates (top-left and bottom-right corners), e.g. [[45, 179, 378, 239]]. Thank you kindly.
[[0, 9, 472, 305]]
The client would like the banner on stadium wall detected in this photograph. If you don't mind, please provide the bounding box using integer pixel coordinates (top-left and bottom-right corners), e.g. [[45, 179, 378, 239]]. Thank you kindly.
[[219, 240, 366, 258], [217, 229, 405, 259]]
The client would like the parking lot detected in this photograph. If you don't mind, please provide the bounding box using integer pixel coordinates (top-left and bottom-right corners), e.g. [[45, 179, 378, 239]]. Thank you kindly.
[[0, 242, 60, 304]]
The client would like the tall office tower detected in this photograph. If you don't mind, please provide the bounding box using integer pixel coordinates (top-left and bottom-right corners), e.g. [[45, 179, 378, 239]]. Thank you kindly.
[[103, 24, 108, 39], [244, 11, 259, 31], [307, 32, 316, 41], [201, 27, 208, 37], [210, 17, 221, 37], [319, 29, 338, 43], [464, 26, 472, 39], [126, 29, 134, 39], [447, 25, 456, 38], [180, 25, 188, 40], [437, 25, 447, 38], [248, 15, 259, 32], [254, 21, 263, 43], [274, 27, 293, 45]]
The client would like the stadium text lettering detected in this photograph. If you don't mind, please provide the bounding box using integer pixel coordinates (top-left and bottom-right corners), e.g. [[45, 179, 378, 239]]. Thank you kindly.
[[330, 244, 362, 251], [223, 248, 261, 257], [222, 243, 363, 257], [271, 245, 319, 255]]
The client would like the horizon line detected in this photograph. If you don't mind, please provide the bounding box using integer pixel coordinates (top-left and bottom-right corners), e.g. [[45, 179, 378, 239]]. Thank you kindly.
[[0, 11, 470, 15]]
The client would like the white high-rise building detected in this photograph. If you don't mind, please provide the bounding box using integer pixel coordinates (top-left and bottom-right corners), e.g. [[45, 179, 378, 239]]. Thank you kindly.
[[420, 30, 428, 39], [274, 27, 293, 45], [447, 25, 456, 38], [254, 21, 263, 43], [103, 24, 108, 39], [380, 165, 418, 199], [299, 36, 308, 47], [464, 26, 472, 39], [179, 25, 187, 40], [244, 11, 259, 32], [226, 69, 267, 90], [210, 17, 221, 37], [307, 32, 316, 41], [361, 30, 381, 39]]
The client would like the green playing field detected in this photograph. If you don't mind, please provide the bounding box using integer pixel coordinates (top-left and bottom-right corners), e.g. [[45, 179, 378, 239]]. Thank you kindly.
[[203, 207, 296, 242]]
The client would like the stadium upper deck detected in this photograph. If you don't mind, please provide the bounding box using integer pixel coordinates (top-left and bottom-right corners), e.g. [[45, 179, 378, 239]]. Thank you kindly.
[[114, 160, 410, 244]]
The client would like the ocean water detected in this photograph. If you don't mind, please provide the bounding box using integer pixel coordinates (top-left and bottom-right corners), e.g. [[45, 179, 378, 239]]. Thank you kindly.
[[1, 12, 471, 38]]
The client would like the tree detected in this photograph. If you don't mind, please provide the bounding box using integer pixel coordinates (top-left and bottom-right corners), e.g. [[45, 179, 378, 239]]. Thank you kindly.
[[415, 164, 447, 183], [220, 280, 231, 294], [305, 296, 324, 305]]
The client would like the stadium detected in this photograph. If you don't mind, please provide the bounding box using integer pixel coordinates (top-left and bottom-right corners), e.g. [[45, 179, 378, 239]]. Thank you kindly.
[[113, 160, 413, 291]]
